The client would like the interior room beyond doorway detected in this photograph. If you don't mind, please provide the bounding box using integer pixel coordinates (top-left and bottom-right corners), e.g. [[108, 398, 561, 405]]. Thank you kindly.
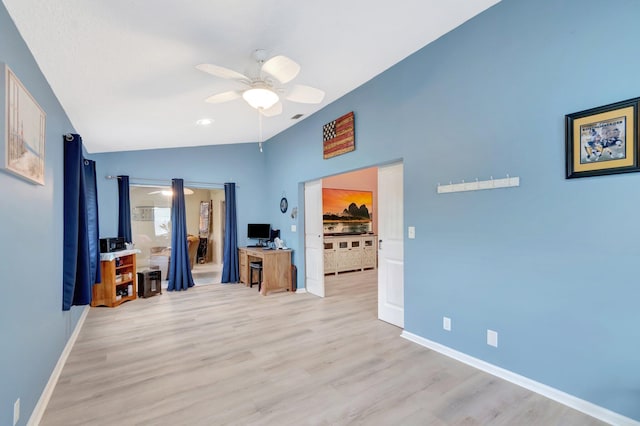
[[129, 185, 225, 286], [321, 166, 379, 297]]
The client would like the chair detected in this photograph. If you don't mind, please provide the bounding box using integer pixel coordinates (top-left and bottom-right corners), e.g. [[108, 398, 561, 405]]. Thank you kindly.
[[249, 261, 263, 291], [150, 246, 171, 280], [187, 235, 199, 270]]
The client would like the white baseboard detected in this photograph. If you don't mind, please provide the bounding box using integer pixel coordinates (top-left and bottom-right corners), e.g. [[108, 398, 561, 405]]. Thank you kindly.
[[28, 305, 90, 426], [401, 331, 639, 426], [295, 288, 307, 294]]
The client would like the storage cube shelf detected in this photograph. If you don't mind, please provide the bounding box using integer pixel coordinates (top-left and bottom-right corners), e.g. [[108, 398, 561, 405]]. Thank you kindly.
[[92, 250, 138, 307]]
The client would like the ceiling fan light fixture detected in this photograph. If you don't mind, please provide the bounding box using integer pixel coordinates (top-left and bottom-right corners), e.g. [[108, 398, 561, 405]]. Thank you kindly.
[[243, 87, 279, 110], [196, 118, 213, 126]]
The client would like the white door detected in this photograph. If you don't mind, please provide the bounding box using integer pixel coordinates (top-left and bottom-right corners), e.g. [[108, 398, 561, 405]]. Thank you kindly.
[[304, 179, 325, 297], [378, 162, 404, 327]]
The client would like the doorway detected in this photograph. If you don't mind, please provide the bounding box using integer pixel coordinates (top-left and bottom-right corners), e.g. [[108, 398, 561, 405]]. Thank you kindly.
[[303, 162, 404, 327], [129, 185, 225, 286]]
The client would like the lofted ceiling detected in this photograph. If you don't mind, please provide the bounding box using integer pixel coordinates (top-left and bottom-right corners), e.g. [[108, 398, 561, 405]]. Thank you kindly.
[[3, 0, 500, 153]]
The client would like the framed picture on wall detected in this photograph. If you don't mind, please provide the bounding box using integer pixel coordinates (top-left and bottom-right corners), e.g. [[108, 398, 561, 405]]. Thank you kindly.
[[565, 97, 639, 179], [2, 64, 46, 185], [322, 188, 372, 234]]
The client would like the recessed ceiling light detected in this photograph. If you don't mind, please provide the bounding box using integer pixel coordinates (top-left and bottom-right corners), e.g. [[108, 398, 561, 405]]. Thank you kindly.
[[196, 118, 213, 126]]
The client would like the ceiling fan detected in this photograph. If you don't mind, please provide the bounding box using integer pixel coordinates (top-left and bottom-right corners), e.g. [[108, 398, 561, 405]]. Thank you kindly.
[[196, 49, 325, 117], [148, 187, 194, 196]]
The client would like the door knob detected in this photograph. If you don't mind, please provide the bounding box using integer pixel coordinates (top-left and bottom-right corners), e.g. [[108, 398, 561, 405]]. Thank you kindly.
[[379, 239, 382, 249]]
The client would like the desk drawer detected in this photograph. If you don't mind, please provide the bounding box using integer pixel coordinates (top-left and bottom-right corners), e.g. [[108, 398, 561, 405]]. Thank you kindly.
[[238, 248, 248, 284]]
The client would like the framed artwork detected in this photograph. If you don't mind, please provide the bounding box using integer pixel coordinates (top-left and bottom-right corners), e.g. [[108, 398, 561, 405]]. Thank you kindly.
[[323, 111, 355, 159], [132, 206, 154, 221], [565, 97, 639, 179], [199, 200, 211, 237], [322, 188, 372, 234], [3, 64, 46, 185]]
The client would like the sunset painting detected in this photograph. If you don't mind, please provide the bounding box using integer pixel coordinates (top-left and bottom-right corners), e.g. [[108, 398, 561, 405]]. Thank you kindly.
[[322, 188, 372, 234]]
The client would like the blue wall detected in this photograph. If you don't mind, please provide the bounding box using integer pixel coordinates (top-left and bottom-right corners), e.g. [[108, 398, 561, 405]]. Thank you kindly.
[[0, 5, 83, 426], [4, 0, 640, 422]]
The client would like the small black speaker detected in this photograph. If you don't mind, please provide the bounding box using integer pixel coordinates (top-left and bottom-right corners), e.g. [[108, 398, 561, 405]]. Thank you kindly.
[[137, 270, 162, 298]]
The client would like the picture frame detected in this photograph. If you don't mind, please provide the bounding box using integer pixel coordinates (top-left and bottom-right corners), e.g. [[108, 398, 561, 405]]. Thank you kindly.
[[322, 188, 372, 234], [323, 111, 355, 159], [3, 64, 46, 185], [565, 97, 639, 179]]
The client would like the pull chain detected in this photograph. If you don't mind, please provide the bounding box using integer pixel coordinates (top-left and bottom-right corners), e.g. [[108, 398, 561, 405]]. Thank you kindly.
[[258, 108, 264, 152]]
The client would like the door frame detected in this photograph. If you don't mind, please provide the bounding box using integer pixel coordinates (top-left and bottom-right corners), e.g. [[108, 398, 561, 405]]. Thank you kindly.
[[302, 161, 404, 314]]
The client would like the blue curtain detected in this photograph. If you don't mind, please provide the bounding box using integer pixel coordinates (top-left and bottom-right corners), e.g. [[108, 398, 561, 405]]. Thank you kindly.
[[84, 158, 101, 286], [221, 182, 238, 283], [117, 175, 132, 242], [167, 178, 194, 291], [63, 134, 100, 310]]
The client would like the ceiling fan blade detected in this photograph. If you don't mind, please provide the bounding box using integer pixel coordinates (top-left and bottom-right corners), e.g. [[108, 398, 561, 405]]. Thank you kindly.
[[196, 64, 250, 82], [148, 188, 193, 195], [261, 55, 300, 84], [285, 84, 325, 104], [205, 90, 241, 104], [261, 102, 283, 117]]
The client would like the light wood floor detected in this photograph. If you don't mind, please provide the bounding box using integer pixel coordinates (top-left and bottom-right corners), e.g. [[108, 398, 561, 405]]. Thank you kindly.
[[41, 270, 606, 425]]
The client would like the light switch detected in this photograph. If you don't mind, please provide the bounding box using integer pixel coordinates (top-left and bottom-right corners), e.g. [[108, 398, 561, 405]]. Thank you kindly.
[[408, 226, 415, 239], [291, 224, 296, 232], [487, 329, 498, 347], [443, 317, 451, 331]]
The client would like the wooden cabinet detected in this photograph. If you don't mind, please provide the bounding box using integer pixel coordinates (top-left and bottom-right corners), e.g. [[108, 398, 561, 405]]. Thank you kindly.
[[323, 241, 337, 273], [239, 248, 248, 284], [238, 247, 292, 295], [362, 235, 377, 270], [92, 250, 138, 307], [324, 235, 377, 275]]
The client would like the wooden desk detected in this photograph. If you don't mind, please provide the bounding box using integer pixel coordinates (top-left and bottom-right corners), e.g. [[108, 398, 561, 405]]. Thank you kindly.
[[238, 247, 292, 295]]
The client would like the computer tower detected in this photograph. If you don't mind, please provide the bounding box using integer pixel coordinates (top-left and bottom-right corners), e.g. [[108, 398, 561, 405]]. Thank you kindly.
[[137, 270, 162, 298]]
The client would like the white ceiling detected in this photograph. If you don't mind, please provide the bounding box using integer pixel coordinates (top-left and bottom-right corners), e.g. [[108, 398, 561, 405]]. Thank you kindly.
[[3, 0, 500, 153]]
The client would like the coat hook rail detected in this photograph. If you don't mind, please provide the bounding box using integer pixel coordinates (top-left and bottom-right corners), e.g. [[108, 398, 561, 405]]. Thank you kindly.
[[437, 175, 519, 194]]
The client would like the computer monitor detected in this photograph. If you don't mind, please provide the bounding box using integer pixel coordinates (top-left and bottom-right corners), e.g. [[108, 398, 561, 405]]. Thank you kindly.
[[247, 223, 271, 242]]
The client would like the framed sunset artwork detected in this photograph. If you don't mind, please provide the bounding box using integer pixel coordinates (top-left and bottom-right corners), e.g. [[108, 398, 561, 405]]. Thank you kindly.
[[322, 188, 372, 234]]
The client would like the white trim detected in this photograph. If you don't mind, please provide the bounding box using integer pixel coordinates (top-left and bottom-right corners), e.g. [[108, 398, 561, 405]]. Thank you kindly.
[[28, 306, 90, 426], [401, 331, 639, 426], [295, 288, 308, 294]]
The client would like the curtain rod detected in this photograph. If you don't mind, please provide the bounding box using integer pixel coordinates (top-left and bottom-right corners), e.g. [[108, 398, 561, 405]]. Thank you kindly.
[[104, 175, 238, 188]]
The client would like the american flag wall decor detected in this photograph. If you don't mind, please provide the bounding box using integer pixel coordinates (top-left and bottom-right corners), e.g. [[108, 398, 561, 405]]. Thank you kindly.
[[322, 111, 355, 159]]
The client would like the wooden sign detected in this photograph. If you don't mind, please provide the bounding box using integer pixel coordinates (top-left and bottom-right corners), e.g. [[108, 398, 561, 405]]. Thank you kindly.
[[323, 111, 355, 159]]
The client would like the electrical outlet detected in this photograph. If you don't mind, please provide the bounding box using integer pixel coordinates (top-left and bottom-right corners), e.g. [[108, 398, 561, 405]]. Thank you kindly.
[[443, 316, 451, 331], [487, 329, 498, 347], [291, 224, 296, 232], [14, 398, 20, 426], [408, 226, 415, 239]]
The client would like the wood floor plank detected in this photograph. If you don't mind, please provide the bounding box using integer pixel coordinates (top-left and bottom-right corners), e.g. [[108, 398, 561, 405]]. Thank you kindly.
[[40, 270, 607, 425]]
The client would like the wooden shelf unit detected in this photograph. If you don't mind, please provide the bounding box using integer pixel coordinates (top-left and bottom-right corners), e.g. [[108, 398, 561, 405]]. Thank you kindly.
[[92, 251, 138, 307], [324, 234, 377, 275]]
